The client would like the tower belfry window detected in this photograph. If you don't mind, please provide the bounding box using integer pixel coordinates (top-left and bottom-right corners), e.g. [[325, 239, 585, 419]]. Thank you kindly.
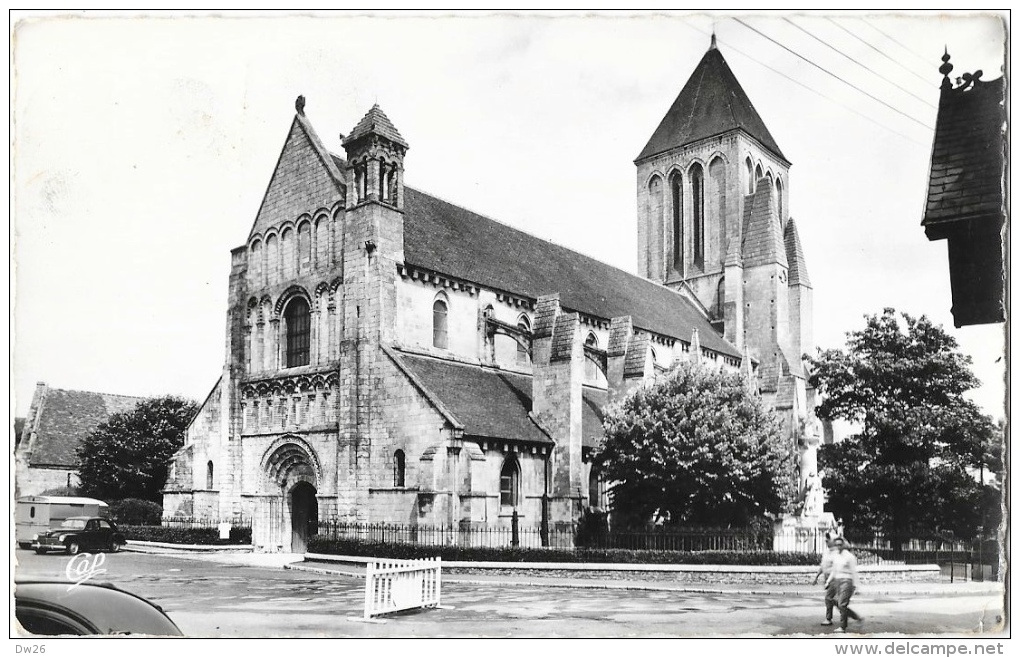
[[691, 164, 705, 266], [670, 172, 683, 272], [776, 177, 784, 223]]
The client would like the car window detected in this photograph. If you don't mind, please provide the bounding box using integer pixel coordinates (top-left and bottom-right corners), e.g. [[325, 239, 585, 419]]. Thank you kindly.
[[59, 519, 87, 530], [98, 520, 113, 530]]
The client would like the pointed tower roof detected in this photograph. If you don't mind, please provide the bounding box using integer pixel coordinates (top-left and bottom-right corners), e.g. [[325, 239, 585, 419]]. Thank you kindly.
[[342, 103, 409, 149], [784, 217, 812, 287], [636, 43, 786, 163]]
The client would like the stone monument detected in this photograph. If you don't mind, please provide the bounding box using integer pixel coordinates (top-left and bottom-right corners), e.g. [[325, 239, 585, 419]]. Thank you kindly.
[[773, 414, 839, 553]]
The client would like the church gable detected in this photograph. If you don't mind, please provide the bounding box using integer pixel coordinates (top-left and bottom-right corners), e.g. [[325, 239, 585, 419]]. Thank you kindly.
[[249, 115, 345, 239]]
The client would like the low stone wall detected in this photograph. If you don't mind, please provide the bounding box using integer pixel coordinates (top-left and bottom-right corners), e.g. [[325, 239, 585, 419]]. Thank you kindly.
[[304, 554, 941, 585], [446, 565, 940, 585]]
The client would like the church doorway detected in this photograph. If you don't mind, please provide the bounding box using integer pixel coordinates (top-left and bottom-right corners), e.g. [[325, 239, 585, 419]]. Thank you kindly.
[[290, 481, 318, 554], [256, 437, 322, 553]]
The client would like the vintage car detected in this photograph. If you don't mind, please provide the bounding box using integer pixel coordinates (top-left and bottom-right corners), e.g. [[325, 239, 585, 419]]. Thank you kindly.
[[15, 580, 183, 636], [32, 516, 126, 555]]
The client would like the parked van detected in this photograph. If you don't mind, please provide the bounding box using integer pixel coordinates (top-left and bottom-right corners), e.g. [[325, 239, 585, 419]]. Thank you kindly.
[[15, 496, 109, 548]]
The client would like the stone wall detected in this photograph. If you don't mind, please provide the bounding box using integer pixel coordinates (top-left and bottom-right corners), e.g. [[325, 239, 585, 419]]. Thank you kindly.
[[445, 565, 942, 585], [15, 466, 78, 498]]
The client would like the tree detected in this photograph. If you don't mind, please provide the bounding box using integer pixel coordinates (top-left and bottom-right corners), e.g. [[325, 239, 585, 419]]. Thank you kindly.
[[76, 396, 197, 503], [810, 309, 1001, 543], [592, 361, 795, 527]]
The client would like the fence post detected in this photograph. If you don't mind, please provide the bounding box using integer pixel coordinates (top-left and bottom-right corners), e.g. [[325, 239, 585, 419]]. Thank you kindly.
[[540, 495, 549, 547], [511, 509, 520, 548]]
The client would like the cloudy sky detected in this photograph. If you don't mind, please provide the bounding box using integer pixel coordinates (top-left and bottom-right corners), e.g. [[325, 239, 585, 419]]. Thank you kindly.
[[11, 10, 1008, 420]]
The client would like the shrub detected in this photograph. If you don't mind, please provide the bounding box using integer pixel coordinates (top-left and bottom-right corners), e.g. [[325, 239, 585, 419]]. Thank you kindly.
[[110, 499, 163, 525], [305, 537, 818, 566], [119, 524, 252, 545]]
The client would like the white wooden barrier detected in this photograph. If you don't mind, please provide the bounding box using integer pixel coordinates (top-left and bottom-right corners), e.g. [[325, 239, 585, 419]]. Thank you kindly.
[[363, 557, 442, 619]]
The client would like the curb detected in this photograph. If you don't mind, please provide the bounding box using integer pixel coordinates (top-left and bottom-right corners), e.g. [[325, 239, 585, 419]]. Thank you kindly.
[[286, 563, 1004, 598], [124, 540, 253, 553], [120, 545, 1005, 598]]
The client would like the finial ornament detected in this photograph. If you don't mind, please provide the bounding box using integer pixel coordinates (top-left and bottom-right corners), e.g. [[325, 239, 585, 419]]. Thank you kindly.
[[939, 48, 953, 77], [939, 48, 954, 91], [295, 95, 306, 116], [710, 29, 717, 50]]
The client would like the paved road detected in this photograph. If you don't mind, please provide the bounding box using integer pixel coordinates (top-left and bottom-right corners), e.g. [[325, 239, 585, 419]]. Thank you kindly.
[[13, 549, 1006, 638]]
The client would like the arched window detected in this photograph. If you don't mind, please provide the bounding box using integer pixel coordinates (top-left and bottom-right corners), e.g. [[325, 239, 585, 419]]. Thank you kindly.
[[297, 221, 311, 274], [500, 457, 520, 507], [690, 163, 705, 266], [776, 177, 784, 223], [516, 315, 531, 365], [754, 163, 763, 186], [281, 227, 295, 279], [745, 157, 755, 194], [669, 171, 683, 271], [285, 297, 311, 367], [716, 277, 726, 320], [588, 465, 605, 509], [709, 156, 726, 263], [315, 216, 329, 268], [393, 450, 406, 488], [646, 175, 663, 279], [250, 239, 263, 287], [585, 332, 599, 381], [265, 234, 278, 286], [206, 461, 214, 490], [433, 298, 449, 349]]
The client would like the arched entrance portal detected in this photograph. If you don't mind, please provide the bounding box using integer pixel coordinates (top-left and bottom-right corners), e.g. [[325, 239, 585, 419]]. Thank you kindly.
[[257, 437, 322, 553], [290, 482, 318, 554]]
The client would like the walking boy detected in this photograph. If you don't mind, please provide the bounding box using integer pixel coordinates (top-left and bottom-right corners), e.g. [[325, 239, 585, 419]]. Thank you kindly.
[[826, 536, 863, 633], [812, 533, 837, 625]]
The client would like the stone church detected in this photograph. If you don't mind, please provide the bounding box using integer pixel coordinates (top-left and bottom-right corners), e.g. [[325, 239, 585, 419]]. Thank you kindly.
[[162, 39, 815, 553]]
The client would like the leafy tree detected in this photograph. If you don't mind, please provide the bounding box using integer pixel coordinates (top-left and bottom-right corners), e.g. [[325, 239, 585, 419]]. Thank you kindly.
[[810, 309, 1001, 543], [593, 361, 795, 527], [76, 396, 197, 503]]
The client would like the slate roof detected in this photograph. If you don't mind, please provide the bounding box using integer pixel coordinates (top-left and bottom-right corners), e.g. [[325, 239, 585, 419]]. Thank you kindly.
[[342, 104, 408, 149], [922, 72, 1005, 233], [400, 186, 742, 359], [784, 218, 811, 287], [395, 352, 607, 448], [24, 388, 143, 467], [637, 44, 786, 163], [741, 179, 786, 268]]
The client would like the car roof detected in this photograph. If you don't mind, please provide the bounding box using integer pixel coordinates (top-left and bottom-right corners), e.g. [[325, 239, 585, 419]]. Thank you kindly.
[[15, 580, 182, 636]]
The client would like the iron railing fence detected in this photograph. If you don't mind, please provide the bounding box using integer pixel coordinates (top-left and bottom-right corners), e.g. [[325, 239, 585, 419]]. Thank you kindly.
[[317, 519, 577, 549], [144, 516, 998, 581], [840, 532, 1000, 581], [156, 516, 253, 531], [315, 520, 998, 577], [581, 526, 774, 552]]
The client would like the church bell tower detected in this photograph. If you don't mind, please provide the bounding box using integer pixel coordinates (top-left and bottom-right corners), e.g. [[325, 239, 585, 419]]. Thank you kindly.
[[634, 37, 814, 432]]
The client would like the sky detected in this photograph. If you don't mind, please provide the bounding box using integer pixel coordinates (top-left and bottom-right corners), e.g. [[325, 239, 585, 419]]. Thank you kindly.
[[10, 10, 1009, 422]]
